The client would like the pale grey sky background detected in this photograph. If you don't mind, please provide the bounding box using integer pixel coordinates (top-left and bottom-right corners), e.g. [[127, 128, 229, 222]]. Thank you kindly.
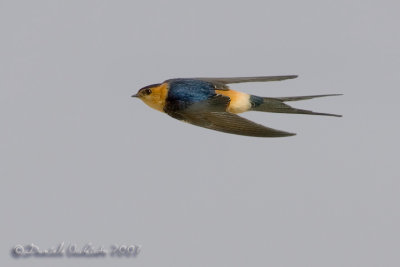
[[1, 0, 399, 266]]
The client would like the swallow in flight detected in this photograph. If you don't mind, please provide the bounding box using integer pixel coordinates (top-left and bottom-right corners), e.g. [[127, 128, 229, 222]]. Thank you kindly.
[[132, 75, 341, 137]]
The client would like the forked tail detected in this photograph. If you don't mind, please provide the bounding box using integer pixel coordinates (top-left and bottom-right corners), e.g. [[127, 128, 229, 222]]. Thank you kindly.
[[250, 94, 342, 117]]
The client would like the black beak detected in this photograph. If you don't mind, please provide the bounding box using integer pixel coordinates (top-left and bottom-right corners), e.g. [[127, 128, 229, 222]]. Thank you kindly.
[[131, 94, 139, 98]]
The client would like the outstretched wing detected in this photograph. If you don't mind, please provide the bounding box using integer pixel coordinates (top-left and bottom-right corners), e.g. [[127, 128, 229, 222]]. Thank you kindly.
[[167, 95, 295, 137], [192, 75, 298, 90], [179, 111, 295, 137]]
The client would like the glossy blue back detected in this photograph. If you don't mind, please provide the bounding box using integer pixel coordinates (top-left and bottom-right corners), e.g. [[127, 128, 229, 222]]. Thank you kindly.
[[167, 79, 215, 103]]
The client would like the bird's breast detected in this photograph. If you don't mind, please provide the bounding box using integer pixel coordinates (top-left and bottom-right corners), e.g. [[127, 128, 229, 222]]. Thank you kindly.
[[215, 89, 251, 114]]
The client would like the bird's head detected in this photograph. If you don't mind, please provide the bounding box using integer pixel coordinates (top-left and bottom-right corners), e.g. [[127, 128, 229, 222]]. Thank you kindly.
[[132, 83, 168, 112]]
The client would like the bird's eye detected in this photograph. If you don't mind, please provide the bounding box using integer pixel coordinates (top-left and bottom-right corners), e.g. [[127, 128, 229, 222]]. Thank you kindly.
[[144, 88, 152, 95]]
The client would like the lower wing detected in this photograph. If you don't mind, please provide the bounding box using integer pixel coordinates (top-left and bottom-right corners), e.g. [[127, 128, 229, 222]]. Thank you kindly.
[[172, 110, 295, 137]]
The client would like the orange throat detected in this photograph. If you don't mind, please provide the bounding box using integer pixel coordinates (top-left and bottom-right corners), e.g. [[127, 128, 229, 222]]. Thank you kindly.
[[140, 83, 169, 112]]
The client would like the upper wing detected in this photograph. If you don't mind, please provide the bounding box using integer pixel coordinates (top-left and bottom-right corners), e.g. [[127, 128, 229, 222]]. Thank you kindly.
[[193, 75, 298, 89], [165, 75, 298, 90]]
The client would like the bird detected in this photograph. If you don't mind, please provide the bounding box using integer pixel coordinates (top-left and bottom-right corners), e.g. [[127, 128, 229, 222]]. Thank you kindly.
[[132, 75, 342, 137]]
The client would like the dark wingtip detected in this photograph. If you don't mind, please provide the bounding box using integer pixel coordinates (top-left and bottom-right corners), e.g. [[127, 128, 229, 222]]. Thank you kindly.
[[285, 132, 297, 137], [276, 75, 298, 81], [319, 112, 342, 117], [268, 131, 297, 137], [319, 93, 343, 98]]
